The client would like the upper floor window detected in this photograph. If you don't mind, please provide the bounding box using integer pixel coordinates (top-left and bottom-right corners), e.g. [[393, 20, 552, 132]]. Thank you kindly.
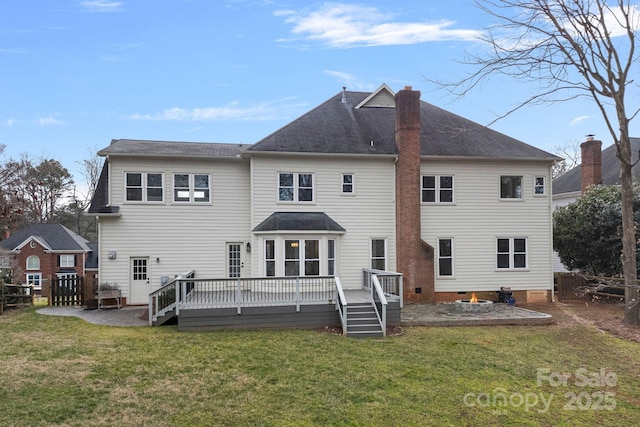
[[534, 176, 546, 196], [341, 174, 354, 194], [422, 175, 454, 203], [500, 176, 522, 199], [173, 173, 210, 203], [279, 172, 314, 202], [26, 255, 40, 270], [59, 255, 75, 268], [126, 172, 163, 202], [497, 238, 527, 269]]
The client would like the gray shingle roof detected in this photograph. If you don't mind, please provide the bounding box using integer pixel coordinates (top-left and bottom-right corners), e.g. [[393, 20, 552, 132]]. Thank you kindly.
[[552, 137, 640, 195], [253, 212, 346, 233], [99, 139, 246, 158], [248, 89, 559, 161], [0, 223, 91, 252]]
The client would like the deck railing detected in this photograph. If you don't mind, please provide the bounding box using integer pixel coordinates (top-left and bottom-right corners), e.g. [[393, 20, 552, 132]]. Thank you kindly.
[[362, 268, 403, 308], [148, 270, 195, 325], [176, 275, 337, 315], [370, 274, 388, 336]]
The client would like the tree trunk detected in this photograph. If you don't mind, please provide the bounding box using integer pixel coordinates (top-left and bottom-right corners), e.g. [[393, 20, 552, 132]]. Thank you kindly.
[[619, 146, 640, 325]]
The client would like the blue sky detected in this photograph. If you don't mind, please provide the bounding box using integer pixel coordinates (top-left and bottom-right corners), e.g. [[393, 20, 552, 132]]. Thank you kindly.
[[1, 0, 638, 183]]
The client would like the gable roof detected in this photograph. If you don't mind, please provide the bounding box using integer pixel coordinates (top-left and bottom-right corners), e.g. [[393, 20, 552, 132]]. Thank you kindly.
[[552, 137, 640, 195], [0, 223, 91, 252], [247, 85, 559, 161]]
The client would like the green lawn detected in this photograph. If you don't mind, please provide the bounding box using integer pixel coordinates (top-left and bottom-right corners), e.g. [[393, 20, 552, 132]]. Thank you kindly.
[[1, 306, 638, 426]]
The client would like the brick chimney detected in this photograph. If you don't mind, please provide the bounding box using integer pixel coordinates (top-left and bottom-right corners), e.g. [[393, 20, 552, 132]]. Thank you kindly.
[[580, 135, 602, 194], [395, 86, 435, 303]]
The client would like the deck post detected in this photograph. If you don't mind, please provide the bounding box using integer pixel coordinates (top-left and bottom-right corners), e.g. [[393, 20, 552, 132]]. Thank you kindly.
[[175, 281, 180, 316], [236, 277, 242, 315], [295, 277, 300, 312]]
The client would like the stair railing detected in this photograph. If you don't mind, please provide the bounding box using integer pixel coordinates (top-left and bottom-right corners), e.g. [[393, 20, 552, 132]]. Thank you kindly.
[[148, 270, 195, 326], [334, 276, 348, 335], [370, 274, 388, 337]]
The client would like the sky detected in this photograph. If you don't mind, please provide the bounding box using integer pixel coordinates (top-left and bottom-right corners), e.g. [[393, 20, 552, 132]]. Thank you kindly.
[[1, 0, 639, 186]]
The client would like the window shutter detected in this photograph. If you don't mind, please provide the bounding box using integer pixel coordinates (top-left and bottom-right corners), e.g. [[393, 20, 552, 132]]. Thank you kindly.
[[57, 255, 61, 267], [74, 255, 77, 267]]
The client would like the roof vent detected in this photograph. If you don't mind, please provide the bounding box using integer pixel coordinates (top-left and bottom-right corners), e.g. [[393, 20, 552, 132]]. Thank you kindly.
[[341, 86, 347, 103]]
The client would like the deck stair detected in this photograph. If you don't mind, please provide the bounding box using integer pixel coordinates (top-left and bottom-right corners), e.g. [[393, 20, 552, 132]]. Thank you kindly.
[[152, 306, 176, 326], [345, 302, 384, 338]]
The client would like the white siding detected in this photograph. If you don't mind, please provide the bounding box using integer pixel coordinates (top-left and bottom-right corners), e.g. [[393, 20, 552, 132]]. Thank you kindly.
[[421, 159, 554, 293], [98, 157, 251, 301], [250, 155, 397, 288]]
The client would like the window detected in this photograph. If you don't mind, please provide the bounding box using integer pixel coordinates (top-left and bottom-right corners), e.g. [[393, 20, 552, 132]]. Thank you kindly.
[[59, 255, 75, 268], [438, 238, 453, 277], [125, 172, 163, 202], [304, 240, 320, 276], [500, 176, 523, 199], [173, 173, 210, 203], [278, 172, 314, 202], [26, 273, 42, 288], [265, 240, 275, 277], [422, 175, 454, 203], [497, 238, 527, 269], [341, 174, 354, 194], [371, 239, 387, 270], [26, 256, 40, 270], [284, 240, 300, 276], [534, 176, 546, 195], [327, 239, 336, 276]]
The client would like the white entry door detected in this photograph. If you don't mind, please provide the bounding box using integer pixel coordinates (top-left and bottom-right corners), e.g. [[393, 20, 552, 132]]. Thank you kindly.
[[130, 257, 150, 304], [227, 243, 243, 278]]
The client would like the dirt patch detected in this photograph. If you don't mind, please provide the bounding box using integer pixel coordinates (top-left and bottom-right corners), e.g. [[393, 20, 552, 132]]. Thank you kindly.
[[526, 300, 640, 343], [315, 324, 404, 336]]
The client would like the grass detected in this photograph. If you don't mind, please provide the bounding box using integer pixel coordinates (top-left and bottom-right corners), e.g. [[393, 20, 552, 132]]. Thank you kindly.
[[0, 306, 639, 426]]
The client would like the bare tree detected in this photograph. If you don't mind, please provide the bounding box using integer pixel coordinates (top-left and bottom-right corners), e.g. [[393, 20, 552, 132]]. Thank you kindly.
[[437, 0, 639, 324], [552, 140, 581, 179]]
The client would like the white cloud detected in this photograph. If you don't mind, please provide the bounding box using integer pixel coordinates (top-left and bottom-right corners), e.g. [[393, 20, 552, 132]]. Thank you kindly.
[[569, 115, 591, 126], [276, 3, 480, 48], [128, 98, 307, 122], [322, 70, 376, 91], [80, 1, 123, 13], [37, 116, 63, 125]]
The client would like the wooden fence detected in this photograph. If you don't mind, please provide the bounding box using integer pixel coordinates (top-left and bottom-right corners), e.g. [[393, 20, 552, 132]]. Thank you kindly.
[[556, 273, 588, 301], [1, 283, 34, 315]]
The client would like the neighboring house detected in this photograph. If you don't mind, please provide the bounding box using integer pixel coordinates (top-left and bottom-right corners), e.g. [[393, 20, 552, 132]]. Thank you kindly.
[[0, 223, 95, 290], [89, 84, 559, 307], [552, 136, 640, 272]]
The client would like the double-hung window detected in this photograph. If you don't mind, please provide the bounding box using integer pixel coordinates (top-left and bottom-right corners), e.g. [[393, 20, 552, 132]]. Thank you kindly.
[[341, 173, 354, 194], [422, 175, 454, 203], [279, 172, 314, 202], [437, 238, 454, 277], [284, 239, 320, 276], [371, 239, 387, 270], [59, 255, 75, 268], [173, 173, 210, 203], [500, 176, 523, 199], [534, 176, 546, 195], [497, 238, 527, 269], [125, 172, 163, 202]]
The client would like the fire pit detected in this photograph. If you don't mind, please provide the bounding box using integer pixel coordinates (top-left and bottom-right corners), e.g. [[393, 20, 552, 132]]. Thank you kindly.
[[454, 293, 494, 313]]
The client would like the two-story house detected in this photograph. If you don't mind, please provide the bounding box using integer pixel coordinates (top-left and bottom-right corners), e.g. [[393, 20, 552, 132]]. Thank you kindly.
[[89, 85, 559, 312], [0, 223, 95, 291]]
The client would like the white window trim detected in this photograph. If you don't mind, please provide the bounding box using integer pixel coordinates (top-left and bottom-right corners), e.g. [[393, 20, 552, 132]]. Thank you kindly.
[[496, 237, 528, 271], [124, 172, 164, 203], [499, 175, 524, 201], [26, 255, 40, 270], [370, 238, 387, 271], [26, 272, 42, 289], [421, 175, 455, 204], [172, 173, 212, 204], [534, 176, 547, 196], [277, 172, 315, 203], [341, 173, 355, 195], [437, 238, 455, 279], [59, 255, 75, 268]]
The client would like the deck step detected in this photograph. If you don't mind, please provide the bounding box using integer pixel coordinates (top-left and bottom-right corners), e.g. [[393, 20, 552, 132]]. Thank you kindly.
[[346, 303, 383, 338], [152, 307, 177, 326]]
